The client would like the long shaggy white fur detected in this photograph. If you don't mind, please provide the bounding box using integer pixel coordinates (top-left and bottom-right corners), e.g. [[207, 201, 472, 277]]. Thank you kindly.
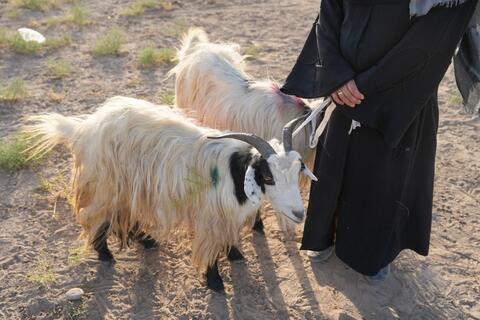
[[23, 96, 304, 273], [169, 28, 313, 160]]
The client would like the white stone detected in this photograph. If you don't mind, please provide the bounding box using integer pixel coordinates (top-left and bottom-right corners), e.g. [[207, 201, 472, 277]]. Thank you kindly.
[[65, 288, 84, 301], [17, 28, 46, 44]]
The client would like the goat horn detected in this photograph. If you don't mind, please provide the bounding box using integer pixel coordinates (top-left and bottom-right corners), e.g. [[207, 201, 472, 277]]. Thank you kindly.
[[282, 113, 310, 152], [208, 133, 277, 159]]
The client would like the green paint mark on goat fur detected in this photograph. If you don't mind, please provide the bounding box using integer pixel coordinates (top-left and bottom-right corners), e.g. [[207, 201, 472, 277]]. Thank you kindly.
[[210, 166, 219, 188]]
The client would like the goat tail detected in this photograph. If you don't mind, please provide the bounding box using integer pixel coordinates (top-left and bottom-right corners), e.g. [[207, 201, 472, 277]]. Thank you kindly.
[[177, 27, 208, 61], [22, 113, 83, 159]]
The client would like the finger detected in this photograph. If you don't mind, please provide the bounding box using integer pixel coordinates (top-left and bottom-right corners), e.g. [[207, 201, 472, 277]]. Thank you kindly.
[[331, 92, 344, 105], [338, 87, 357, 107], [341, 85, 361, 105], [347, 81, 364, 100]]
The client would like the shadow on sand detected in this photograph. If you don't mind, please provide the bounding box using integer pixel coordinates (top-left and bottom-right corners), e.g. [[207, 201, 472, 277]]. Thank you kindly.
[[309, 251, 453, 319], [83, 260, 116, 319]]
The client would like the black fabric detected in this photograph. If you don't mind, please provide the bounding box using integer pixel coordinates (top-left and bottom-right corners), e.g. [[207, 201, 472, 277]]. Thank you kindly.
[[454, 1, 480, 114], [283, 0, 477, 275], [282, 0, 476, 147]]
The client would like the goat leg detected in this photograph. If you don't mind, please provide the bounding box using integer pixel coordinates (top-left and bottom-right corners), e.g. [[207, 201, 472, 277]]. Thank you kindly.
[[252, 210, 264, 234], [227, 246, 244, 261], [93, 222, 115, 264], [130, 222, 158, 249], [205, 259, 224, 293], [137, 232, 158, 249]]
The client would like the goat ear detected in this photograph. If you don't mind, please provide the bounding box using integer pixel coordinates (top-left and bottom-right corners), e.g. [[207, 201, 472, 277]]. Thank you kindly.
[[302, 165, 318, 181], [244, 165, 262, 205]]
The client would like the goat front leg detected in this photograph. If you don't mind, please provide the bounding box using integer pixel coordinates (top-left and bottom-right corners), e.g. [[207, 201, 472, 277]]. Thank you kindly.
[[93, 222, 115, 264], [252, 210, 264, 234], [227, 246, 244, 261], [205, 259, 224, 293]]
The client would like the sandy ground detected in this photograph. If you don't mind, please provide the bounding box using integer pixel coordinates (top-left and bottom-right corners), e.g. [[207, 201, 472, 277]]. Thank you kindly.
[[0, 0, 479, 319]]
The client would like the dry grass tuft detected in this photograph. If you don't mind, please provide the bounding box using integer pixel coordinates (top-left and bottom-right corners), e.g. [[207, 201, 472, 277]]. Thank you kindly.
[[27, 251, 56, 285], [92, 27, 124, 56], [64, 302, 86, 320], [137, 45, 175, 68], [11, 0, 47, 11], [47, 5, 90, 26], [121, 0, 174, 16], [10, 0, 73, 11], [68, 5, 90, 25], [0, 133, 46, 170], [45, 59, 72, 78], [0, 78, 27, 102]]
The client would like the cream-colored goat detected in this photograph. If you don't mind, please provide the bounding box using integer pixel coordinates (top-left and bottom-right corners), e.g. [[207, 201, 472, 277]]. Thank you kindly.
[[24, 96, 315, 291]]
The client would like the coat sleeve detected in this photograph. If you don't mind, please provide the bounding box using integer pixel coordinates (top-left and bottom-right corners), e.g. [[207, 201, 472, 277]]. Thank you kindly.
[[314, 0, 356, 96], [339, 1, 477, 147], [281, 0, 355, 98]]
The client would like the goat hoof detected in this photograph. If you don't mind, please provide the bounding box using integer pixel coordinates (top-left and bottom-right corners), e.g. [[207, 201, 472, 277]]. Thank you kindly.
[[98, 251, 115, 264], [206, 275, 225, 293], [227, 246, 244, 261], [252, 217, 265, 234], [205, 263, 224, 293], [139, 237, 158, 249]]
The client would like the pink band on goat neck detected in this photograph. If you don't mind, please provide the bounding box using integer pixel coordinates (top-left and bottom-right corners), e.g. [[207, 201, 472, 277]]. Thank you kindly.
[[271, 83, 306, 110]]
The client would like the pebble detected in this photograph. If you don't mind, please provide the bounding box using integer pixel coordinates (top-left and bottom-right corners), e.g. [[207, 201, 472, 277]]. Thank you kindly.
[[65, 288, 84, 301], [17, 28, 46, 44]]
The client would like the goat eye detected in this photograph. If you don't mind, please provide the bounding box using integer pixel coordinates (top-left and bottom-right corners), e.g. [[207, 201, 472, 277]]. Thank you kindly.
[[263, 175, 274, 185], [300, 162, 306, 170]]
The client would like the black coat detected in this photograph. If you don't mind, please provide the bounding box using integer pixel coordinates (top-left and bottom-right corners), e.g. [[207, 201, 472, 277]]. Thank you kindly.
[[454, 1, 480, 114], [281, 0, 477, 275]]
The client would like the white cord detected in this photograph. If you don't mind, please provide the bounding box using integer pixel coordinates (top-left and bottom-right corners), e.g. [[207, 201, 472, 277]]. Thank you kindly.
[[348, 120, 361, 135], [293, 96, 362, 148], [293, 97, 335, 148]]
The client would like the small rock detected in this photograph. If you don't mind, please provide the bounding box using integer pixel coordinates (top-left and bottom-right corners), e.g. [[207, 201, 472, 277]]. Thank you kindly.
[[65, 288, 84, 301], [17, 28, 46, 44]]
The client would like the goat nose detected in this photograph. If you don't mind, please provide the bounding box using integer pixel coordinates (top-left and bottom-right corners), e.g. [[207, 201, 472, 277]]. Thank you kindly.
[[292, 210, 304, 220]]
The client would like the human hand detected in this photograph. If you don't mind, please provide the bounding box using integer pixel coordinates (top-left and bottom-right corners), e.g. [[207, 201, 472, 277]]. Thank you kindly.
[[330, 80, 364, 108]]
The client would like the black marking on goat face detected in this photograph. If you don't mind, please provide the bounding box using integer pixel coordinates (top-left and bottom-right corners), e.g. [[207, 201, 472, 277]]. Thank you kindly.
[[251, 154, 275, 192], [229, 150, 275, 205], [229, 150, 253, 205]]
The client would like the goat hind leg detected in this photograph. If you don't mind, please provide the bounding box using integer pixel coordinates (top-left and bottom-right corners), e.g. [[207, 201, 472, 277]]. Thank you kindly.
[[137, 232, 158, 249], [93, 222, 115, 263], [205, 259, 224, 293], [130, 222, 158, 249]]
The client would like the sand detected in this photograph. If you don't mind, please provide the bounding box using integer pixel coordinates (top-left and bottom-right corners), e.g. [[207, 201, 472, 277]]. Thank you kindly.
[[0, 0, 479, 319]]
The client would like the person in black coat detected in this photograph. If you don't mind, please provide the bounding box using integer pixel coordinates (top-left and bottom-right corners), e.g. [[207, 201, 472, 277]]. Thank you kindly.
[[281, 0, 478, 282]]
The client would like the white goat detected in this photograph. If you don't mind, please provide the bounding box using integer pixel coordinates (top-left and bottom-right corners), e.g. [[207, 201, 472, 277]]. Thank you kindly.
[[24, 96, 316, 291], [170, 28, 312, 157], [169, 28, 314, 234]]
